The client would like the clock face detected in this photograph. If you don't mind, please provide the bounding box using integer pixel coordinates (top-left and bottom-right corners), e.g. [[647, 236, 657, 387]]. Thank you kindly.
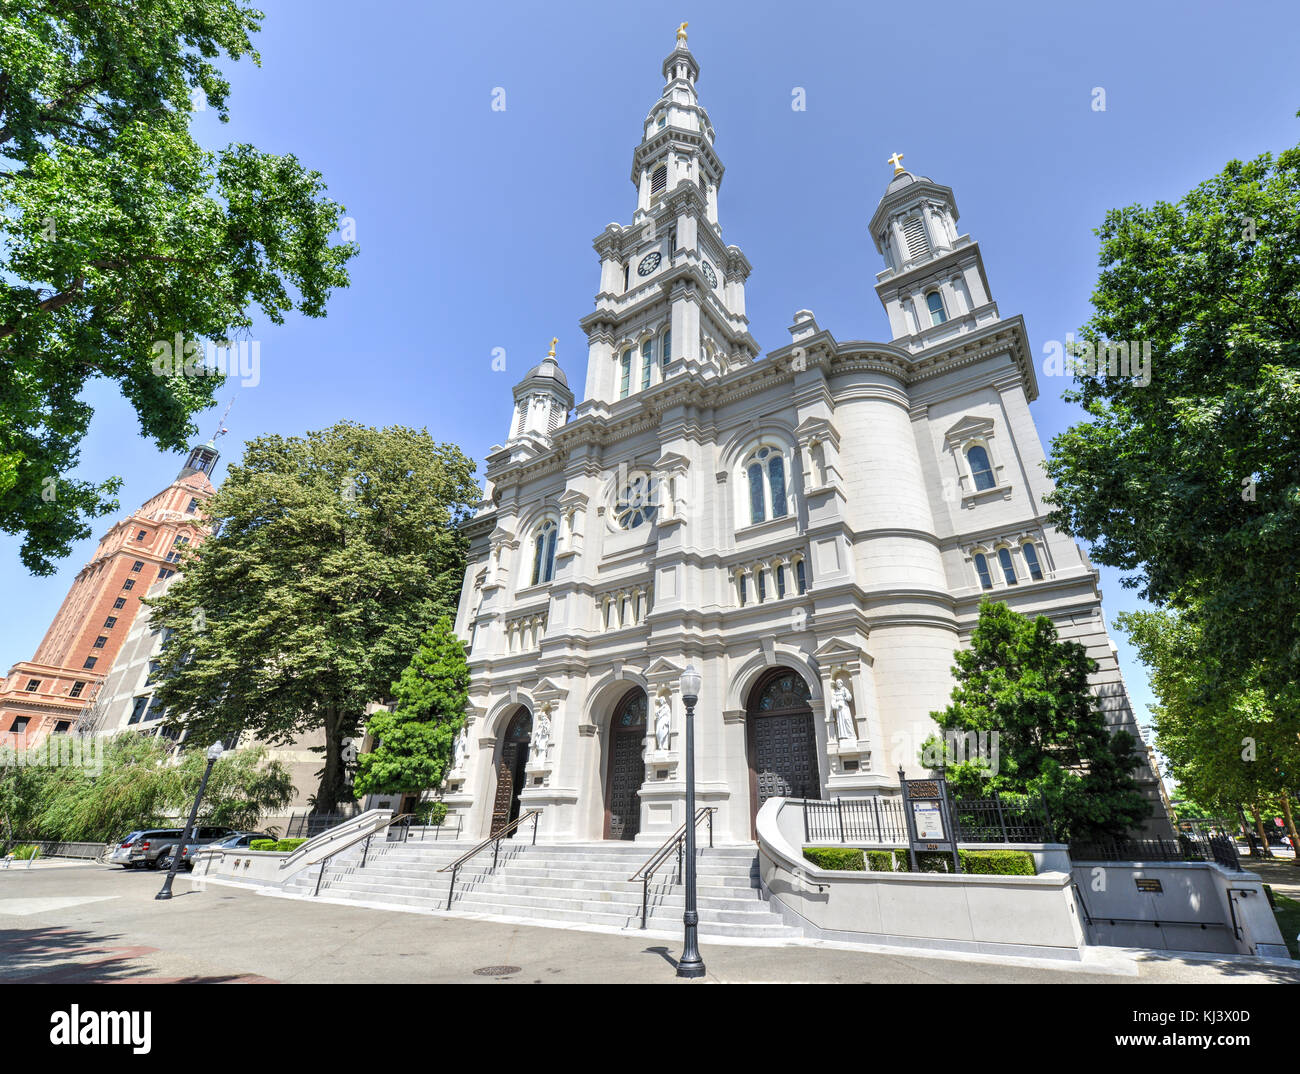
[[701, 261, 717, 288], [637, 252, 661, 276]]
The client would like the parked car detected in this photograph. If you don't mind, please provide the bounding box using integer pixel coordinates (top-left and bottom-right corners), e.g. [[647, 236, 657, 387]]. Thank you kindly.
[[163, 831, 274, 871], [109, 831, 146, 868], [131, 825, 233, 870]]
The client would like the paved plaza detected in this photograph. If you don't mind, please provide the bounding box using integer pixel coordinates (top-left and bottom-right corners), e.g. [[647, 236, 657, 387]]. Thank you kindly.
[[1, 861, 1296, 985]]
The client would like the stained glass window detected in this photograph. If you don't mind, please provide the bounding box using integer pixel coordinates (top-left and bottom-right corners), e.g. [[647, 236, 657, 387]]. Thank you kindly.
[[754, 673, 812, 712]]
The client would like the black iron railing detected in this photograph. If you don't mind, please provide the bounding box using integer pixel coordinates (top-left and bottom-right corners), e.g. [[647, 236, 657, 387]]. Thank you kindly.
[[1069, 834, 1241, 871], [286, 807, 361, 839], [628, 808, 716, 930], [311, 813, 416, 896], [437, 809, 541, 909], [799, 792, 1052, 845]]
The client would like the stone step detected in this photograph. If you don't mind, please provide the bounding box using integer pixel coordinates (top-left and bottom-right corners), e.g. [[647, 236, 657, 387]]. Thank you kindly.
[[330, 865, 761, 898], [343, 860, 759, 885]]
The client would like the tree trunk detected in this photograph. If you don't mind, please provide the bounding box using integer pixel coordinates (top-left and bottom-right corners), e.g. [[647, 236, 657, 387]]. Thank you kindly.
[[315, 705, 355, 816], [1252, 803, 1273, 859], [1238, 804, 1261, 858], [1281, 790, 1300, 867]]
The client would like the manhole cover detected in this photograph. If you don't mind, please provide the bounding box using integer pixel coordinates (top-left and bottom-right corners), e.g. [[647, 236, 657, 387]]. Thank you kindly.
[[473, 965, 521, 977]]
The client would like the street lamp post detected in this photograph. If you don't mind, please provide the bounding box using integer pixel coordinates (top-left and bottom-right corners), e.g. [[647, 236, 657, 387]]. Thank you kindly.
[[157, 741, 225, 901], [676, 663, 705, 979]]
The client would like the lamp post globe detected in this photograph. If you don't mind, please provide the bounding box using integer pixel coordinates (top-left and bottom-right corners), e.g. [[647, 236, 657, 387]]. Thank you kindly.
[[157, 740, 226, 901], [676, 663, 706, 979]]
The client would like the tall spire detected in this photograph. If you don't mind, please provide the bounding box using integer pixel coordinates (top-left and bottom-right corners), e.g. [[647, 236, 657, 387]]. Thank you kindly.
[[578, 31, 758, 407]]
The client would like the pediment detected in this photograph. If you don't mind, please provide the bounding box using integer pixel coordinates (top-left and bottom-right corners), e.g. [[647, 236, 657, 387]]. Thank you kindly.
[[942, 414, 995, 447]]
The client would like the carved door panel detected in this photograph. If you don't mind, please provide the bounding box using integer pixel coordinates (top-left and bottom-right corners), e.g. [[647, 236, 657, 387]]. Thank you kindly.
[[746, 669, 821, 835], [490, 743, 518, 838], [605, 732, 643, 840]]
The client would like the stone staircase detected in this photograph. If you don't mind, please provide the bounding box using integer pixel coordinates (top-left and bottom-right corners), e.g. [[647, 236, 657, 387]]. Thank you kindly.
[[282, 838, 802, 939]]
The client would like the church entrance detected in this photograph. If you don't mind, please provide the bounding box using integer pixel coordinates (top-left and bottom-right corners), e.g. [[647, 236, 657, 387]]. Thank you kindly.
[[604, 688, 647, 840], [490, 706, 532, 837], [745, 668, 821, 834]]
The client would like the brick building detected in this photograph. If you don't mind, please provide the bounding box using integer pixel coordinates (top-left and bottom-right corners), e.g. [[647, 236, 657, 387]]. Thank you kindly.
[[0, 438, 221, 748]]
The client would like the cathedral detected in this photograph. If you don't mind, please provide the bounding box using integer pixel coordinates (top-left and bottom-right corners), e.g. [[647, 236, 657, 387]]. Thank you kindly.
[[447, 29, 1168, 846]]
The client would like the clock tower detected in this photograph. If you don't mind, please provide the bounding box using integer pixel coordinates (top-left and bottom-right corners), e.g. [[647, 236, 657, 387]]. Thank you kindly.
[[578, 27, 758, 409]]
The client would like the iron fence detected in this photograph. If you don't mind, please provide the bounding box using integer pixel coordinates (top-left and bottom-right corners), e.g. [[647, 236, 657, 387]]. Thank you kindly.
[[799, 792, 1052, 845], [286, 806, 361, 839], [1069, 833, 1241, 871]]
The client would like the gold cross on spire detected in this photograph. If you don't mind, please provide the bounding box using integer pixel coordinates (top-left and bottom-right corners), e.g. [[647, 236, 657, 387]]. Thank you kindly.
[[888, 152, 905, 175], [547, 337, 558, 358], [676, 21, 689, 45]]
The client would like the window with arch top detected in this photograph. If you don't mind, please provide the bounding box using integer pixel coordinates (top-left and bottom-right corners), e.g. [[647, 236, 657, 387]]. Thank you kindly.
[[743, 444, 789, 526], [926, 290, 947, 326], [996, 546, 1017, 586], [1022, 541, 1044, 581], [973, 552, 993, 590], [531, 521, 558, 586], [966, 444, 996, 491]]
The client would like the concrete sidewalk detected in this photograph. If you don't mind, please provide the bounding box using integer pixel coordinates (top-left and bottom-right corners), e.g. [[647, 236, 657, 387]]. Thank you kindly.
[[1, 863, 1296, 984]]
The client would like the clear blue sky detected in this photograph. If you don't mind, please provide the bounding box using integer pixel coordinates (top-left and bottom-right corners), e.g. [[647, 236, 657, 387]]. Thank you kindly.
[[4, 0, 1299, 739]]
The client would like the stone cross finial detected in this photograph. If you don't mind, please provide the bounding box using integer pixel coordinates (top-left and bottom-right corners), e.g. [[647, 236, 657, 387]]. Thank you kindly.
[[888, 152, 905, 175]]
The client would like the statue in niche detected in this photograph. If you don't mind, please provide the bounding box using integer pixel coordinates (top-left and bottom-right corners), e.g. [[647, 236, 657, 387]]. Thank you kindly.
[[531, 706, 552, 762], [453, 727, 468, 771], [831, 676, 856, 742], [654, 694, 671, 751]]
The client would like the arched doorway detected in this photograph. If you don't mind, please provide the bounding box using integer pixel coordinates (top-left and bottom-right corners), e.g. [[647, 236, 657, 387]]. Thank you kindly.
[[490, 706, 532, 837], [604, 688, 647, 840], [745, 668, 821, 833]]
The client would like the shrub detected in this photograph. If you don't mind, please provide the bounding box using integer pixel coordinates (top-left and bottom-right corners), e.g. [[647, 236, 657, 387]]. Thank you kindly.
[[959, 849, 1035, 875], [274, 838, 307, 852], [7, 844, 40, 860], [803, 847, 865, 871], [249, 839, 276, 851], [416, 800, 448, 826], [249, 838, 308, 852]]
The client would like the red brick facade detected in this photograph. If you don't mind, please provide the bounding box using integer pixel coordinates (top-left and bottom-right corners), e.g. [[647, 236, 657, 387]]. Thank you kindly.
[[0, 446, 219, 747]]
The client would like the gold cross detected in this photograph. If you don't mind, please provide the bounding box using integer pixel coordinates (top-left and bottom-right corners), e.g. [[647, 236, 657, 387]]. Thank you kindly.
[[547, 337, 557, 357], [888, 151, 905, 174], [677, 21, 688, 44]]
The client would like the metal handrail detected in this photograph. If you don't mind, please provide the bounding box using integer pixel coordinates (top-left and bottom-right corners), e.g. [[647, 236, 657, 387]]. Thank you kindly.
[[436, 809, 542, 909], [310, 813, 417, 897], [628, 807, 716, 929]]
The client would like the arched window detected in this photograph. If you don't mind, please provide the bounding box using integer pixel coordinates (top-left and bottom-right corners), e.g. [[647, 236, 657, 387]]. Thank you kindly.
[[743, 445, 789, 526], [737, 572, 748, 607], [641, 339, 653, 390], [973, 552, 993, 590], [775, 563, 787, 599], [619, 349, 632, 399], [661, 328, 672, 373], [966, 444, 995, 491], [926, 290, 947, 326], [756, 568, 767, 603], [997, 547, 1017, 585], [1022, 541, 1044, 581], [795, 558, 808, 594], [531, 521, 557, 586]]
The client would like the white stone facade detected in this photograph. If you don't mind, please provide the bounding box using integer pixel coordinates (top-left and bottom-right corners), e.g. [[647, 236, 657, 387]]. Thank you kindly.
[[449, 35, 1170, 846]]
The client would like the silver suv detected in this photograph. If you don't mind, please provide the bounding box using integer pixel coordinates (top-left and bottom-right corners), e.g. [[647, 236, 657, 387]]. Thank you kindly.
[[128, 826, 233, 869]]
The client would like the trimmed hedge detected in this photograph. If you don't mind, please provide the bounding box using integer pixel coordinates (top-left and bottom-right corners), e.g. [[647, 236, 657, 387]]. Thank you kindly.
[[806, 847, 1035, 876], [960, 849, 1035, 875], [803, 847, 865, 871], [248, 838, 307, 852]]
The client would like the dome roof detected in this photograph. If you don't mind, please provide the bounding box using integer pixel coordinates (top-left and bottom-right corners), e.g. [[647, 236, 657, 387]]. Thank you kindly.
[[885, 169, 932, 194], [524, 356, 568, 387]]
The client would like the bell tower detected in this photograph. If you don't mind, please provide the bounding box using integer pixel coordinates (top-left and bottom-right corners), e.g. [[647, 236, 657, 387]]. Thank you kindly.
[[504, 338, 574, 462], [578, 26, 758, 409], [869, 155, 1000, 350]]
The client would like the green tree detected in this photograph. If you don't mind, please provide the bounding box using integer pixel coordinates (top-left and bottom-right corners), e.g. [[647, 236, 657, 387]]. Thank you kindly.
[[925, 600, 1150, 842], [354, 617, 471, 800], [1117, 606, 1300, 860], [146, 422, 479, 813], [0, 1, 357, 574], [1044, 120, 1300, 692], [171, 743, 294, 832]]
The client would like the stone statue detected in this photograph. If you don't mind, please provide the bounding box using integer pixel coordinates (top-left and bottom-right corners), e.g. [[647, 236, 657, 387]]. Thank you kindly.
[[654, 695, 671, 751], [532, 707, 552, 761], [453, 727, 468, 771], [831, 677, 856, 742]]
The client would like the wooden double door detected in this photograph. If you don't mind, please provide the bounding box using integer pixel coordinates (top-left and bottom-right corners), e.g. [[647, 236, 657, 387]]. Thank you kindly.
[[490, 707, 532, 837], [746, 669, 821, 832], [604, 689, 647, 840]]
